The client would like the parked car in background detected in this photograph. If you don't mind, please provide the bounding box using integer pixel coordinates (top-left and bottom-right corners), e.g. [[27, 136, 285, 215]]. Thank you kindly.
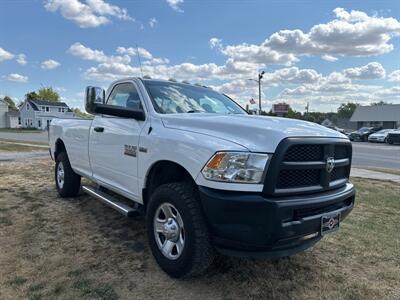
[[348, 127, 382, 142], [387, 131, 400, 144], [368, 129, 398, 143]]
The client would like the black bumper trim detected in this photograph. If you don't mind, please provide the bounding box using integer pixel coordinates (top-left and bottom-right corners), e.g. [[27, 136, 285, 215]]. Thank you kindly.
[[198, 183, 355, 258]]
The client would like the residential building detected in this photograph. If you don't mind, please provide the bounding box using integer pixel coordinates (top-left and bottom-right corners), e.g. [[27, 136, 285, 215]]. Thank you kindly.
[[19, 99, 74, 129], [350, 104, 400, 129], [0, 98, 20, 128]]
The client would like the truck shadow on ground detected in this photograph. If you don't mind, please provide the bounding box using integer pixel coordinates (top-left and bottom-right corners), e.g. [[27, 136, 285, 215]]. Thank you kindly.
[[72, 190, 322, 299]]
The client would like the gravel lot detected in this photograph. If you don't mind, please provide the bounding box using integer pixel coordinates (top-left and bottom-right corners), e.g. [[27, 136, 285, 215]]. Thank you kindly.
[[0, 158, 399, 299]]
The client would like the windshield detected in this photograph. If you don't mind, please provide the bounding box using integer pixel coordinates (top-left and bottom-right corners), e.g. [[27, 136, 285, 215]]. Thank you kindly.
[[375, 129, 391, 134], [144, 81, 246, 115], [358, 127, 371, 133]]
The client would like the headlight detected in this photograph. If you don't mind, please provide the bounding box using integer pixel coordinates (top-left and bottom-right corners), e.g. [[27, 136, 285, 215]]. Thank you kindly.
[[201, 152, 269, 183]]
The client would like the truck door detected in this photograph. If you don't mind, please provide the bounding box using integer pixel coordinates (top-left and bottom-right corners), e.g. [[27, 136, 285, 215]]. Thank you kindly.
[[89, 81, 146, 200]]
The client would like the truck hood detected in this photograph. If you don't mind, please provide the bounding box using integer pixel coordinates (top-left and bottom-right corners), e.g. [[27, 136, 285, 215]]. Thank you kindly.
[[161, 114, 346, 153]]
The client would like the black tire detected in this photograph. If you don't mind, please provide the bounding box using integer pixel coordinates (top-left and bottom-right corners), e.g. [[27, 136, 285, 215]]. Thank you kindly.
[[388, 139, 394, 144], [55, 152, 81, 198], [146, 182, 214, 278]]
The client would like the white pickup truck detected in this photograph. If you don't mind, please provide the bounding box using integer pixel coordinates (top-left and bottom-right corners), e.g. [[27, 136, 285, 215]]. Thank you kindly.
[[49, 78, 355, 278]]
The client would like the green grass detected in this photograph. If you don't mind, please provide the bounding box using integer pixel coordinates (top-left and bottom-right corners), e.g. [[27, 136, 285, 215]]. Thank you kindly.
[[0, 141, 48, 152], [8, 276, 28, 287], [70, 273, 119, 300]]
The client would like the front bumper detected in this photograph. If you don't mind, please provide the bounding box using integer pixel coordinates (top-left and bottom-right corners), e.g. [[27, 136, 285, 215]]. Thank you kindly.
[[198, 182, 355, 259]]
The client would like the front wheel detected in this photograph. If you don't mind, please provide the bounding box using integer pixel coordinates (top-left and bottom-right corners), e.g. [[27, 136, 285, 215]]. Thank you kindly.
[[146, 182, 214, 278], [55, 152, 81, 197]]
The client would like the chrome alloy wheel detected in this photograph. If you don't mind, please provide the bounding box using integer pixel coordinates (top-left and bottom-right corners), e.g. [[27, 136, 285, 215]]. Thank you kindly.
[[154, 203, 185, 260], [57, 162, 65, 189]]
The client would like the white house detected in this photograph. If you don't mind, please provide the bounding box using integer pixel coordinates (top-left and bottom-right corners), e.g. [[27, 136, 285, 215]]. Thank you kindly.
[[19, 99, 74, 129], [0, 98, 20, 128]]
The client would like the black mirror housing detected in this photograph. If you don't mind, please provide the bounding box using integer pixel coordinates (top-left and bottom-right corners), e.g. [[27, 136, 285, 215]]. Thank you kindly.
[[85, 86, 105, 114], [94, 104, 145, 121]]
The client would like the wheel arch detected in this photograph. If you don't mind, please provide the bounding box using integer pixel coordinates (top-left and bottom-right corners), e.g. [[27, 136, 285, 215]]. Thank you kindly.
[[142, 160, 196, 208], [54, 138, 67, 159]]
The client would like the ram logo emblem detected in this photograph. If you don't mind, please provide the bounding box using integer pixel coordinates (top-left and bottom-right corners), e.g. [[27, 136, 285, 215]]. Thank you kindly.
[[326, 157, 335, 173]]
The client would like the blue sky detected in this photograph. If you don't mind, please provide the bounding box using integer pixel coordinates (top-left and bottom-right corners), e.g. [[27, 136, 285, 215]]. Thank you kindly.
[[1, 0, 399, 112]]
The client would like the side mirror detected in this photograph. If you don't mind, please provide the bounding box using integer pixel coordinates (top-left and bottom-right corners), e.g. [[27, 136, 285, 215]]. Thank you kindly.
[[85, 86, 105, 114], [94, 105, 146, 121]]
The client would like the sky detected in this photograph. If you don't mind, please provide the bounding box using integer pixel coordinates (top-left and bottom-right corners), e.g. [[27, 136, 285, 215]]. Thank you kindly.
[[0, 0, 400, 112]]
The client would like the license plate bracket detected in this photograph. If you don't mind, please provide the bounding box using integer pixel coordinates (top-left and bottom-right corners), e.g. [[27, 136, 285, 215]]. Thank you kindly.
[[321, 212, 340, 236]]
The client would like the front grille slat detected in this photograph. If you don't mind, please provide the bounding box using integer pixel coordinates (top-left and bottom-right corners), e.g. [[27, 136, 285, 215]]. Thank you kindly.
[[284, 145, 323, 161], [264, 139, 352, 196], [276, 169, 320, 189]]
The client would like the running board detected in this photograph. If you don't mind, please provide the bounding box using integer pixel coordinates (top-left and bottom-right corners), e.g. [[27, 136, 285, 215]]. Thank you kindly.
[[82, 186, 142, 217]]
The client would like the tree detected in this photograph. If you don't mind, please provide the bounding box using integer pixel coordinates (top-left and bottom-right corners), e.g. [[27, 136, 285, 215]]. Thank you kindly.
[[25, 87, 60, 102], [371, 101, 390, 106], [25, 91, 39, 100], [337, 102, 358, 119], [37, 87, 60, 102], [3, 96, 17, 110], [285, 107, 302, 120]]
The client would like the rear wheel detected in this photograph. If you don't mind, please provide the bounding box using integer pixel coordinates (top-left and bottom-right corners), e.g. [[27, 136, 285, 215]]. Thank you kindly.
[[55, 152, 81, 197], [146, 182, 214, 278]]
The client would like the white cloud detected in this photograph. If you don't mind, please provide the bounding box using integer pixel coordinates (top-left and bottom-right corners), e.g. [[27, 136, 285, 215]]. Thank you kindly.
[[69, 42, 108, 61], [324, 72, 351, 84], [116, 46, 153, 60], [16, 54, 27, 65], [55, 87, 67, 92], [85, 0, 132, 20], [68, 42, 131, 64], [0, 47, 14, 62], [205, 8, 400, 77], [343, 62, 386, 79], [166, 0, 184, 12], [388, 70, 400, 82], [218, 41, 298, 66], [149, 18, 158, 28], [41, 59, 61, 70], [44, 0, 133, 28], [3, 73, 28, 83], [263, 67, 322, 85], [374, 86, 400, 98], [209, 38, 223, 50], [264, 8, 400, 58], [321, 54, 338, 62]]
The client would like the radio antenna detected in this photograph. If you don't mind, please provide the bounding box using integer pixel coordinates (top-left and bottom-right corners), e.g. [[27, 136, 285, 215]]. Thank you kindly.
[[136, 44, 144, 77]]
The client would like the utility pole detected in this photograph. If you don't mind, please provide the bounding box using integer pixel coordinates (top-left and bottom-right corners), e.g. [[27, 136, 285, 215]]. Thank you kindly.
[[249, 71, 265, 115], [258, 71, 265, 114]]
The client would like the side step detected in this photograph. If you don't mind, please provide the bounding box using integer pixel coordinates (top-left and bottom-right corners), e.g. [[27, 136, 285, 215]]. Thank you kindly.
[[82, 186, 142, 217]]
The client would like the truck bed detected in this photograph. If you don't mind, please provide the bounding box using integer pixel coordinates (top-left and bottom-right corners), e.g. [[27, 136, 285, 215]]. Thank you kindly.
[[49, 118, 93, 177]]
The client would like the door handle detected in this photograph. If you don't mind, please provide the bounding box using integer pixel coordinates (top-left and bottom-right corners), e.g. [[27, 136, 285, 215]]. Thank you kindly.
[[93, 127, 104, 132]]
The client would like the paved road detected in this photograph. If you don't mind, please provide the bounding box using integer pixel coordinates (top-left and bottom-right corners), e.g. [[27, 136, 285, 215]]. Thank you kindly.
[[1, 132, 399, 170], [352, 142, 400, 170], [0, 131, 48, 143]]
